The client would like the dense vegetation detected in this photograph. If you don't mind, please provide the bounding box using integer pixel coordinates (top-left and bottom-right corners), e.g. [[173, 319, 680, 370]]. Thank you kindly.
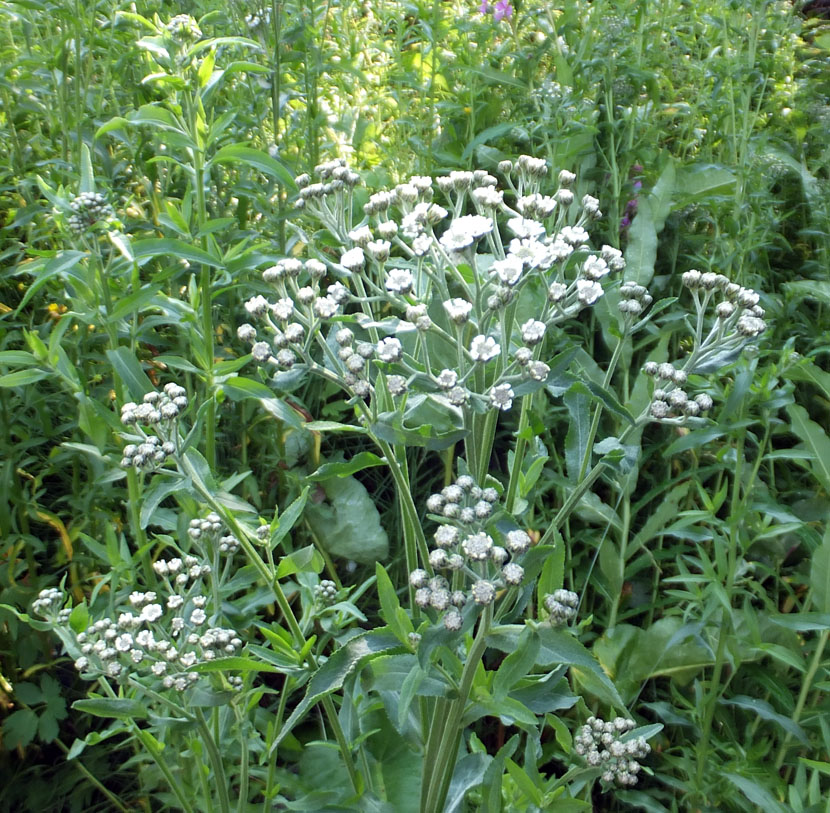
[[1, 0, 829, 810]]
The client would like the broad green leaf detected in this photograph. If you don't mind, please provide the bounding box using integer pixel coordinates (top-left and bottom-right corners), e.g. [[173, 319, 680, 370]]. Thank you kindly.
[[189, 656, 280, 673], [79, 144, 95, 194], [272, 630, 406, 750], [105, 347, 153, 401], [376, 563, 406, 643], [15, 250, 87, 311], [212, 145, 297, 190], [304, 420, 367, 433], [722, 772, 787, 813], [132, 238, 223, 268], [304, 474, 389, 563], [445, 753, 491, 813], [488, 625, 625, 709], [140, 476, 186, 529], [2, 709, 38, 748], [307, 452, 386, 481], [563, 382, 591, 481], [270, 488, 310, 549], [275, 545, 324, 577], [0, 368, 50, 387], [221, 377, 303, 429], [769, 613, 830, 631], [73, 698, 148, 720], [720, 696, 808, 745], [493, 627, 540, 701], [811, 532, 830, 614], [787, 404, 830, 491]]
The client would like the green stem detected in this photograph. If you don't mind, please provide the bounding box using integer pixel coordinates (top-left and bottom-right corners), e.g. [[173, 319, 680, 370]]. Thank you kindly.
[[321, 694, 361, 795], [774, 628, 829, 770], [98, 680, 194, 813], [195, 708, 231, 813], [420, 605, 492, 813], [504, 393, 532, 514]]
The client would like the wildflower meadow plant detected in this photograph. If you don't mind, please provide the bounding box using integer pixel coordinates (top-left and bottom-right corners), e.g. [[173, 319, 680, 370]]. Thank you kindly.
[[25, 150, 769, 810]]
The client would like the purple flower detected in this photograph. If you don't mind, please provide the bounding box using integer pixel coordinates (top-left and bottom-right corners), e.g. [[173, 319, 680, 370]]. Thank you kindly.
[[493, 0, 513, 20], [479, 1, 491, 12]]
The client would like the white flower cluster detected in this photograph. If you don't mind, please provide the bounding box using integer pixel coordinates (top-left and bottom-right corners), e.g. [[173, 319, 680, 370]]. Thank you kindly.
[[164, 14, 201, 39], [642, 361, 713, 422], [240, 155, 626, 413], [35, 554, 245, 692], [188, 513, 239, 555], [315, 579, 339, 606], [238, 256, 349, 374], [573, 716, 651, 787], [641, 270, 766, 423], [119, 383, 187, 471], [543, 589, 579, 625], [67, 192, 115, 233], [682, 270, 767, 339], [410, 474, 532, 630], [31, 587, 71, 623]]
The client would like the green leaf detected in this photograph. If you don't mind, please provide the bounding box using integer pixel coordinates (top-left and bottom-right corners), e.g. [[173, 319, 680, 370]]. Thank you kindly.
[[15, 250, 87, 311], [769, 613, 830, 631], [376, 563, 406, 643], [722, 773, 787, 813], [810, 529, 830, 614], [787, 404, 830, 491], [2, 709, 39, 748], [221, 377, 303, 429], [0, 369, 51, 388], [304, 475, 389, 564], [720, 696, 808, 745], [189, 656, 281, 673], [307, 452, 386, 481], [212, 145, 297, 190], [13, 682, 42, 705], [563, 382, 591, 481], [272, 630, 406, 750], [132, 238, 223, 268], [270, 488, 310, 549], [275, 544, 324, 577], [79, 144, 95, 195], [72, 697, 148, 720], [445, 753, 491, 813], [489, 625, 625, 709], [105, 347, 153, 400], [304, 420, 367, 433], [140, 476, 186, 529], [493, 627, 540, 702]]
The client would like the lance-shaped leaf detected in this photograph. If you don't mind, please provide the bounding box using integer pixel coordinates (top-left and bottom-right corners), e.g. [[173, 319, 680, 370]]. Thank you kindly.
[[270, 630, 406, 751]]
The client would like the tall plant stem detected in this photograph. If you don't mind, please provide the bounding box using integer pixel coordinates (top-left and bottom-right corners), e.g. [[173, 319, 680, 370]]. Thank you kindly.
[[695, 426, 746, 797], [178, 455, 360, 793], [98, 679, 194, 813], [420, 605, 492, 813], [375, 437, 432, 587], [775, 629, 829, 770], [504, 392, 532, 514], [194, 708, 231, 813]]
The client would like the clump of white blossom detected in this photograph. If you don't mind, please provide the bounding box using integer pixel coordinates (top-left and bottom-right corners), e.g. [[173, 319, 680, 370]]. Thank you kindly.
[[237, 154, 630, 415], [66, 191, 116, 234], [641, 270, 766, 424], [543, 589, 579, 625], [32, 549, 245, 692], [573, 716, 651, 787], [119, 382, 187, 471], [410, 473, 533, 631]]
